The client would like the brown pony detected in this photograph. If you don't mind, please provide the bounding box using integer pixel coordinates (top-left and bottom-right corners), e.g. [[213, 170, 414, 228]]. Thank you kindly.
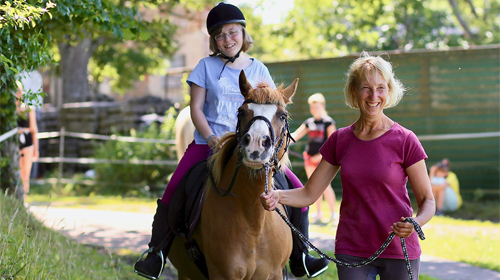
[[168, 71, 299, 279]]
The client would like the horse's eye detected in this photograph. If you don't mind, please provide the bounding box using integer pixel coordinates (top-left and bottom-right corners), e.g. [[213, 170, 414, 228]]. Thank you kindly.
[[280, 113, 287, 121]]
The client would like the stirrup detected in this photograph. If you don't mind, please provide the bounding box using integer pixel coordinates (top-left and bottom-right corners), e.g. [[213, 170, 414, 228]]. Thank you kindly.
[[303, 252, 329, 278], [134, 247, 165, 280]]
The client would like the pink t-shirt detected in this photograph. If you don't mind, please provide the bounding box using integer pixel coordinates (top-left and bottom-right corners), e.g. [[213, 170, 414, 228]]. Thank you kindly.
[[320, 122, 427, 260]]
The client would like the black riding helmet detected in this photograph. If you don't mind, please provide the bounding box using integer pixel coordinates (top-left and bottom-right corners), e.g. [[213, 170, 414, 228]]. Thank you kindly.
[[206, 2, 246, 35]]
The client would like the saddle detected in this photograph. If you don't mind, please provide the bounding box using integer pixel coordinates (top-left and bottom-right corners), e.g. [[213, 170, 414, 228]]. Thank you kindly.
[[167, 159, 298, 278]]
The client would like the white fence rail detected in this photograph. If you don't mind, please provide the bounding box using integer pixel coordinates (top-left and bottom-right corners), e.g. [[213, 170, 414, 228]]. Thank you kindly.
[[0, 128, 18, 143], [1, 126, 498, 190]]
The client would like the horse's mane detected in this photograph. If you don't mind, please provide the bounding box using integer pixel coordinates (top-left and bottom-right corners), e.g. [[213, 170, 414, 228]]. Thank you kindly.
[[249, 82, 290, 106], [207, 132, 237, 188]]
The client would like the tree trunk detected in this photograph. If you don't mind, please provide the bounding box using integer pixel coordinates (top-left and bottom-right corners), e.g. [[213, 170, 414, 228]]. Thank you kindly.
[[0, 137, 23, 201], [0, 90, 23, 202], [58, 36, 103, 103]]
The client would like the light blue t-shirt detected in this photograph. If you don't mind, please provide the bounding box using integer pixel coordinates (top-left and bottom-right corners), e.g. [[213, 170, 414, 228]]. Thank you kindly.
[[431, 176, 447, 185], [187, 56, 275, 144]]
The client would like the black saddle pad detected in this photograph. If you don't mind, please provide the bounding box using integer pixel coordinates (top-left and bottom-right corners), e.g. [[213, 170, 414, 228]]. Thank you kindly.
[[168, 159, 209, 237], [168, 161, 297, 238]]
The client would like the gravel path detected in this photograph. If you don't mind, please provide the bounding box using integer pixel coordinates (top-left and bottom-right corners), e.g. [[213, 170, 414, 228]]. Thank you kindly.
[[30, 206, 500, 280]]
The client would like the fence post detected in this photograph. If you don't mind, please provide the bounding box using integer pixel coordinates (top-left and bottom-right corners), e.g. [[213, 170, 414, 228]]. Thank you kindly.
[[57, 126, 65, 190]]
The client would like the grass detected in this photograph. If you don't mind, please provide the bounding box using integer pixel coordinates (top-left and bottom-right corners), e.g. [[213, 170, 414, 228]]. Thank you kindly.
[[0, 194, 140, 279], [27, 194, 157, 213], [420, 216, 500, 271]]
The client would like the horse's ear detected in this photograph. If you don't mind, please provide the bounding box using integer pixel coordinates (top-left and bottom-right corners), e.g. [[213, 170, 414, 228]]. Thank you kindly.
[[239, 70, 252, 99], [283, 78, 299, 104]]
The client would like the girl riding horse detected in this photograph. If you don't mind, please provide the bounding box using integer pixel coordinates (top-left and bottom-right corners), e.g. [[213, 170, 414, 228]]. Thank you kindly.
[[134, 3, 328, 279]]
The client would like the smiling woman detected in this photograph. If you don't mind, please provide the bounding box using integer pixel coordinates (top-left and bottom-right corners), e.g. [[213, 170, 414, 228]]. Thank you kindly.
[[261, 51, 436, 280]]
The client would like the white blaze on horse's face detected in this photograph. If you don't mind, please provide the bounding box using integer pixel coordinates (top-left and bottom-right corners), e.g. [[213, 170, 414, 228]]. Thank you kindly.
[[242, 103, 278, 169]]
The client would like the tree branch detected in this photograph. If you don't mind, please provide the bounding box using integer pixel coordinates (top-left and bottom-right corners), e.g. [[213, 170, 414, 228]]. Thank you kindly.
[[465, 0, 478, 18], [448, 0, 473, 40]]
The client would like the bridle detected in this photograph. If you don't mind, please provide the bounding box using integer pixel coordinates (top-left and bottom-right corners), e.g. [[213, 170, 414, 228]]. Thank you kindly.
[[210, 99, 294, 196]]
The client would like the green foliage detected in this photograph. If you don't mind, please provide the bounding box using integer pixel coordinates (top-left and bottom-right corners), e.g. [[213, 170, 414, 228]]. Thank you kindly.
[[245, 0, 500, 62], [92, 107, 178, 196], [37, 0, 180, 97], [90, 39, 171, 94], [0, 0, 55, 197], [0, 194, 138, 279], [0, 0, 55, 29]]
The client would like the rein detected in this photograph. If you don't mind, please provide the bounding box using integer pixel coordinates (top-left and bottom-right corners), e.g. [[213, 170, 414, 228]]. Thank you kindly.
[[265, 183, 425, 280]]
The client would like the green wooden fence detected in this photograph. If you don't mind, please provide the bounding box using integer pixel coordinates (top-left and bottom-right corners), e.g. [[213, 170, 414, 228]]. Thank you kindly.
[[266, 45, 500, 195]]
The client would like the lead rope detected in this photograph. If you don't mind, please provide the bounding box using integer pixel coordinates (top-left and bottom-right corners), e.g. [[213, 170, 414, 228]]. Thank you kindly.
[[264, 171, 425, 280]]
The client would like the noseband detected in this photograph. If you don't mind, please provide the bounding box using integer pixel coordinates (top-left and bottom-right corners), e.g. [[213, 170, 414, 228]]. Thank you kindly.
[[236, 100, 293, 170], [210, 100, 294, 197]]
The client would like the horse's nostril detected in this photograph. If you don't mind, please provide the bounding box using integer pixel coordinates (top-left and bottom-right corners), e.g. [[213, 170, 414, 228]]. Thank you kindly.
[[241, 133, 251, 147], [250, 150, 260, 160], [262, 136, 271, 149]]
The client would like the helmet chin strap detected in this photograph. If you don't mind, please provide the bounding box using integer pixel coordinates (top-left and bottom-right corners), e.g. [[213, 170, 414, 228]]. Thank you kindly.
[[218, 50, 242, 80]]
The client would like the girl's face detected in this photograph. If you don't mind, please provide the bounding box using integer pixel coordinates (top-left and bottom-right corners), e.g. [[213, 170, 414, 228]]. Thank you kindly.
[[435, 169, 448, 177], [309, 102, 325, 119], [355, 70, 389, 119], [215, 23, 243, 58]]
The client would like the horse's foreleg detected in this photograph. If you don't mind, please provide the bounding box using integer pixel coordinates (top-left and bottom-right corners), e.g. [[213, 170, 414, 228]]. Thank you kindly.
[[270, 271, 283, 280]]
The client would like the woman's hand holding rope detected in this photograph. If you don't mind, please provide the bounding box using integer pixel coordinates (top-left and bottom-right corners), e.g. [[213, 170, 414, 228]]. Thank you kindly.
[[260, 189, 280, 211], [391, 216, 418, 238]]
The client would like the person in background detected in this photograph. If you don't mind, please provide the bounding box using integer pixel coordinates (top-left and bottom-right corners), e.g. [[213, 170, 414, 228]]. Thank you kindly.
[[134, 3, 329, 279], [19, 70, 43, 179], [429, 158, 462, 216], [16, 81, 39, 203], [261, 51, 435, 280], [291, 93, 338, 223]]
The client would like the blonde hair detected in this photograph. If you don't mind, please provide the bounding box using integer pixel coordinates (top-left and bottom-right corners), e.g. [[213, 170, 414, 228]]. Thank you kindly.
[[15, 80, 24, 98], [308, 93, 326, 105], [344, 51, 406, 109], [209, 24, 253, 56], [15, 80, 23, 91]]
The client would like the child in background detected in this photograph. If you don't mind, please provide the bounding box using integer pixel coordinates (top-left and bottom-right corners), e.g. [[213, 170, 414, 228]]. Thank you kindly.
[[291, 93, 338, 223], [429, 159, 462, 215]]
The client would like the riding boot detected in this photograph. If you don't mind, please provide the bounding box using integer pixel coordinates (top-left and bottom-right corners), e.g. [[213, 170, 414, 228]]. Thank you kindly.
[[134, 199, 174, 279], [289, 207, 330, 278]]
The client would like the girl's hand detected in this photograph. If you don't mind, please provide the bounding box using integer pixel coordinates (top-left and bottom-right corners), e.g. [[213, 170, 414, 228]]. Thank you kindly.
[[260, 189, 280, 211], [208, 135, 220, 149], [32, 149, 39, 162], [391, 217, 416, 238]]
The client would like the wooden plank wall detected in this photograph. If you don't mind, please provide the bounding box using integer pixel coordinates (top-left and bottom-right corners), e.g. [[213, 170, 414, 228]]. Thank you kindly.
[[266, 45, 500, 193]]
